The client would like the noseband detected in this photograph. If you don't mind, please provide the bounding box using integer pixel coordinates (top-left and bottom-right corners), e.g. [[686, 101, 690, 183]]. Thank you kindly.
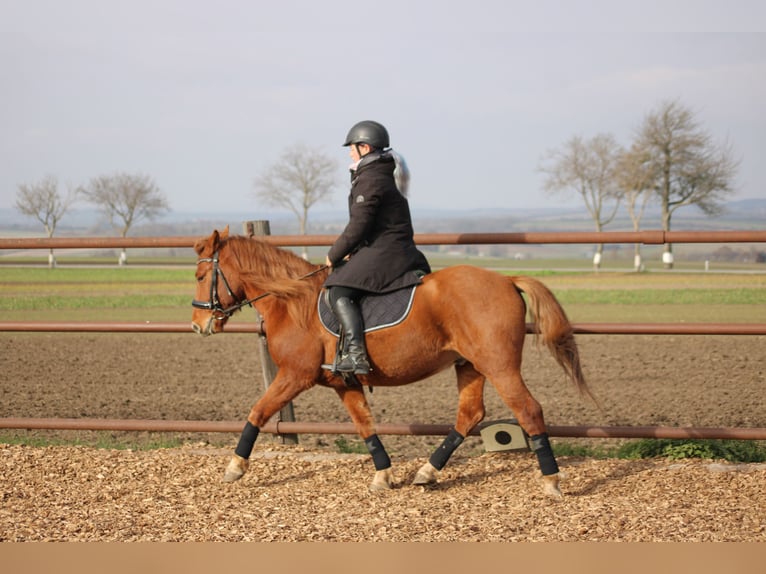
[[192, 249, 328, 321]]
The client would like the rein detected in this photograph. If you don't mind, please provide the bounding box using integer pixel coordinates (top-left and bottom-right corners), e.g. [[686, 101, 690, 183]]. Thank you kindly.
[[192, 250, 328, 321]]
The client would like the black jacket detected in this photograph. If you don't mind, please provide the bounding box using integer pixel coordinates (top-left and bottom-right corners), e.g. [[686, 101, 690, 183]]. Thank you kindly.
[[324, 151, 430, 293]]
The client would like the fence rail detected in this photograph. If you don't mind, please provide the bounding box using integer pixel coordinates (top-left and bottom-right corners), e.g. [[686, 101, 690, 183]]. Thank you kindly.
[[2, 228, 764, 442], [2, 229, 766, 251], [1, 417, 765, 440], [1, 321, 765, 335]]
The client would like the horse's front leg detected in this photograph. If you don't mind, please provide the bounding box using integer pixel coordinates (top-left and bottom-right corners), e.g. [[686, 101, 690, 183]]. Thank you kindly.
[[334, 385, 394, 492], [223, 371, 309, 483]]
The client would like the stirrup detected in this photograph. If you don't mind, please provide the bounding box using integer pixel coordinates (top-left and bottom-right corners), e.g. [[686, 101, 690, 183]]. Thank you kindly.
[[320, 355, 370, 376], [320, 358, 365, 390], [335, 353, 371, 375]]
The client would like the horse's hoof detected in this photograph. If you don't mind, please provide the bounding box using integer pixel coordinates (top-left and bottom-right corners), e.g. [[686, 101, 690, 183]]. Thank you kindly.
[[222, 455, 249, 483], [412, 462, 438, 485], [369, 468, 394, 492], [541, 473, 563, 499]]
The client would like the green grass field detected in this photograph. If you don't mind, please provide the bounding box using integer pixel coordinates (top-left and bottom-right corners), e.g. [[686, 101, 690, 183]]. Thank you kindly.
[[1, 264, 765, 323]]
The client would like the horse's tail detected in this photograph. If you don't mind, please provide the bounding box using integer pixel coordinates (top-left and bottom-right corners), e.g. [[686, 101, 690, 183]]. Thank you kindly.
[[509, 276, 596, 404]]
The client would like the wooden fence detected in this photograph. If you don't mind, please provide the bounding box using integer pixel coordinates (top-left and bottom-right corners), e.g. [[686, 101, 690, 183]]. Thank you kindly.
[[1, 229, 765, 441]]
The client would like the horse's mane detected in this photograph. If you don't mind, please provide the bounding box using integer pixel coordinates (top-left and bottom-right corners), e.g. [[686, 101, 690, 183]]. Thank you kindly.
[[223, 235, 328, 328]]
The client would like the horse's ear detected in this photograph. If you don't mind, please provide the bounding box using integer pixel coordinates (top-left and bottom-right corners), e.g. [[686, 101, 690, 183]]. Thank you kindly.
[[193, 237, 206, 255], [194, 229, 221, 256], [220, 225, 230, 240]]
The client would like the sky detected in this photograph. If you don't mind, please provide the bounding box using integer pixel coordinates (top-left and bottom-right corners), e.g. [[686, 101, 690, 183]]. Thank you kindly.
[[1, 0, 765, 221]]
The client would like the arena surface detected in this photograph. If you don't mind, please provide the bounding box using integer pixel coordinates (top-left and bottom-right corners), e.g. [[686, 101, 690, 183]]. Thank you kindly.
[[1, 332, 764, 541]]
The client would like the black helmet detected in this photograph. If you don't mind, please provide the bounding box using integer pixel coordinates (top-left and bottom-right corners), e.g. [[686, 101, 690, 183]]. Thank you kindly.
[[343, 120, 389, 149]]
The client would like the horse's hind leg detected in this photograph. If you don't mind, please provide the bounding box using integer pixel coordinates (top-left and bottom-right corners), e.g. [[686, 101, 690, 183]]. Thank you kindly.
[[335, 385, 394, 492], [414, 362, 486, 485], [489, 369, 562, 498]]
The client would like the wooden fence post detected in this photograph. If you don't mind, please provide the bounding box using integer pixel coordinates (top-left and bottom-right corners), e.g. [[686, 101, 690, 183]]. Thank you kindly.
[[243, 220, 299, 445]]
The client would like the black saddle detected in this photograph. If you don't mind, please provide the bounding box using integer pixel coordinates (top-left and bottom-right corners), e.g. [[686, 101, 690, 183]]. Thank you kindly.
[[318, 285, 418, 337]]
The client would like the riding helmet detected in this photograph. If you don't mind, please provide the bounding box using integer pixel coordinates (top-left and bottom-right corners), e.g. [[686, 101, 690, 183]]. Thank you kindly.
[[343, 120, 390, 149]]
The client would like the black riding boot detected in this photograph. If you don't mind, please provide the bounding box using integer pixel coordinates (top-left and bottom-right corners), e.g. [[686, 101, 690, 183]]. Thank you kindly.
[[332, 296, 371, 375]]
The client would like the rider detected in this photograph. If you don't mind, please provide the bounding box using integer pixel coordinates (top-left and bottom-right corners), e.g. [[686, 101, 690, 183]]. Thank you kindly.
[[324, 120, 431, 375]]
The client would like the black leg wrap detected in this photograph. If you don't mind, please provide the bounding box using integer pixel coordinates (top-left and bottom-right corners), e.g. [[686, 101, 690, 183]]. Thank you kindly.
[[364, 434, 391, 471], [529, 433, 559, 476], [429, 429, 465, 471], [234, 421, 260, 460]]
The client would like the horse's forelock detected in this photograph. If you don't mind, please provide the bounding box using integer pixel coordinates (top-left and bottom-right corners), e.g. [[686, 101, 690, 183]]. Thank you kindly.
[[196, 228, 227, 257]]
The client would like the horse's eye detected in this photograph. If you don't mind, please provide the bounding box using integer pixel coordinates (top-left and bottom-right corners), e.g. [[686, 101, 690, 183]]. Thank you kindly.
[[197, 275, 204, 282]]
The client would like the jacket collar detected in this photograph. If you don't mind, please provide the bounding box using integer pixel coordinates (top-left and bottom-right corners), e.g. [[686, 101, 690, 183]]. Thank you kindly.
[[351, 150, 392, 173]]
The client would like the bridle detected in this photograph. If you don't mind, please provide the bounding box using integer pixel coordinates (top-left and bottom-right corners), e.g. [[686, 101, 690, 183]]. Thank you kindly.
[[191, 249, 327, 321], [191, 251, 256, 320]]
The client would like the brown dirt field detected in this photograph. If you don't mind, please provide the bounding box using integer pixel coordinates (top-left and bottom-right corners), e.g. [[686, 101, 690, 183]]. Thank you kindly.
[[1, 331, 765, 541]]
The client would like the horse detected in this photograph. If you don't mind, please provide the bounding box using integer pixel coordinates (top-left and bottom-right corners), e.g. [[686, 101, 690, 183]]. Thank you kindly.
[[191, 227, 593, 498]]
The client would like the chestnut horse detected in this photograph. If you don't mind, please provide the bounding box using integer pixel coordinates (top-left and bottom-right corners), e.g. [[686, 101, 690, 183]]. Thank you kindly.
[[191, 227, 592, 498]]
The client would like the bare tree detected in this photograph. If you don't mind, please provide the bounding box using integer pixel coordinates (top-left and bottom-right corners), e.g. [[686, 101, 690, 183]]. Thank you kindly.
[[253, 144, 339, 259], [80, 172, 169, 265], [616, 145, 656, 271], [633, 100, 739, 268], [15, 175, 77, 268], [539, 133, 623, 269]]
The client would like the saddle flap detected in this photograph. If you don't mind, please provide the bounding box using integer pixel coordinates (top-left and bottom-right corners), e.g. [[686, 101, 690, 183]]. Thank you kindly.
[[318, 285, 417, 336]]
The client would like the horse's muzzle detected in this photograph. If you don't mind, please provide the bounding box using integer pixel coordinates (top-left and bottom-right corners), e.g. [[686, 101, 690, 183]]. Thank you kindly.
[[191, 320, 214, 337]]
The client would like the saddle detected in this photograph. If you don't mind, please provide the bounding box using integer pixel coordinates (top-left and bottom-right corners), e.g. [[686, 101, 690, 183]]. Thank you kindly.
[[318, 285, 418, 388], [318, 285, 417, 337]]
